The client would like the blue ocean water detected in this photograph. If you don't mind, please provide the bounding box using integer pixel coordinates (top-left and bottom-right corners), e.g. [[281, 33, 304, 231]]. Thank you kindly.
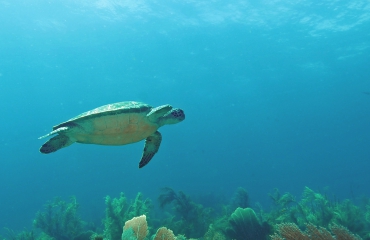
[[0, 0, 369, 237]]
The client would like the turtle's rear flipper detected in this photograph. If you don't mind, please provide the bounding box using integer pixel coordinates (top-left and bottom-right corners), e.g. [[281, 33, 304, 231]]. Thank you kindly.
[[40, 135, 74, 154], [139, 131, 162, 168]]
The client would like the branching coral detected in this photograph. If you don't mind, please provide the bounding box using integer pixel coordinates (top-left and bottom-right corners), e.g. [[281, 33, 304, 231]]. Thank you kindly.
[[269, 188, 296, 207], [266, 188, 297, 224], [332, 199, 365, 234], [103, 192, 152, 240], [33, 197, 83, 240], [7, 187, 370, 240], [3, 228, 36, 240], [230, 187, 250, 210], [270, 222, 362, 240], [263, 186, 369, 238], [126, 192, 153, 220], [366, 204, 370, 223], [271, 223, 310, 240], [103, 192, 128, 240], [158, 187, 195, 220], [158, 187, 211, 238], [203, 223, 228, 240], [298, 187, 334, 227]]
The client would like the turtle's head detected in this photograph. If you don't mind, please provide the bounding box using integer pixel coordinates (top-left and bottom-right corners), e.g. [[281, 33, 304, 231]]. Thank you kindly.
[[160, 108, 185, 126]]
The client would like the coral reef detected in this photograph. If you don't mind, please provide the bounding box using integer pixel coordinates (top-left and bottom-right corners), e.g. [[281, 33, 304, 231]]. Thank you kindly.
[[126, 193, 153, 221], [270, 222, 362, 240], [158, 187, 211, 238], [103, 192, 128, 240], [2, 228, 36, 240], [263, 187, 370, 238], [103, 192, 152, 240], [225, 207, 271, 240], [203, 224, 228, 240], [3, 186, 370, 240], [153, 227, 176, 240], [122, 215, 148, 240], [33, 196, 83, 240], [230, 187, 250, 210]]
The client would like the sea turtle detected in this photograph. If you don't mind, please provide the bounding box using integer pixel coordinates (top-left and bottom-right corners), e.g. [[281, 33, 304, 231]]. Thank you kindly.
[[39, 101, 185, 168]]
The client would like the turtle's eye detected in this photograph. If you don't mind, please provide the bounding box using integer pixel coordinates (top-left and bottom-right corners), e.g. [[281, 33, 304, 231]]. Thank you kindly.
[[171, 109, 185, 119]]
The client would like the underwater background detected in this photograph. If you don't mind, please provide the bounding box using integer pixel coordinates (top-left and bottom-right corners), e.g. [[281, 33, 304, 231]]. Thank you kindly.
[[0, 0, 370, 239]]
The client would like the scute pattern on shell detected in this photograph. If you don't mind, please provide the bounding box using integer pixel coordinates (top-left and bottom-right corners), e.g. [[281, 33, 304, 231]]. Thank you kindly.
[[53, 101, 152, 130]]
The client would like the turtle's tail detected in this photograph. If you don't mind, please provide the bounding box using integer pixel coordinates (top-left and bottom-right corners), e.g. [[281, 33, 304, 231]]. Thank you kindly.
[[38, 127, 68, 139]]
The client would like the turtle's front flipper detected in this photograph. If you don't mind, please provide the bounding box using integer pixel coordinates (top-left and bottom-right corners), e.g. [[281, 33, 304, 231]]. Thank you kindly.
[[38, 127, 68, 139], [147, 104, 172, 122], [40, 135, 74, 154], [139, 131, 162, 168]]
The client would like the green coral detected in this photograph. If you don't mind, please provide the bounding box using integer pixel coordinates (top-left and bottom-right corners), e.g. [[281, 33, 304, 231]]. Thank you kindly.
[[266, 188, 296, 224], [261, 186, 370, 239], [158, 187, 212, 238], [103, 192, 129, 240], [3, 187, 370, 240], [297, 186, 334, 226], [3, 228, 36, 240], [366, 203, 370, 223], [120, 228, 136, 240], [270, 189, 296, 207], [333, 199, 365, 233], [33, 196, 83, 240], [230, 187, 250, 210], [264, 187, 336, 228], [103, 192, 152, 240], [226, 207, 271, 240], [126, 192, 153, 220]]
